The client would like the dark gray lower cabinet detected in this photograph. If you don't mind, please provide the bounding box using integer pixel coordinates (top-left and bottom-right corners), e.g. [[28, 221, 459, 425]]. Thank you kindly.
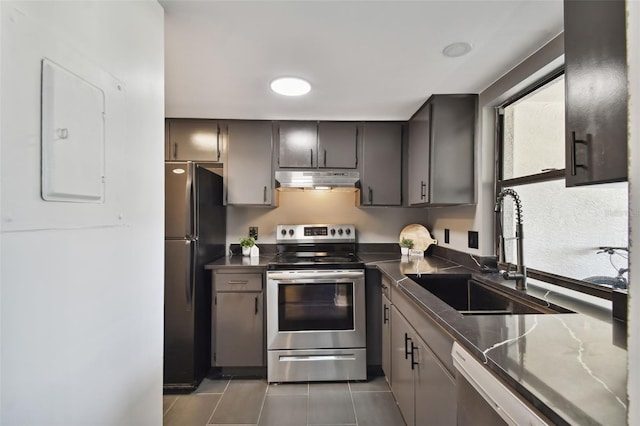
[[213, 271, 264, 367], [414, 333, 456, 426], [387, 275, 456, 426], [366, 268, 383, 368], [391, 306, 416, 426], [381, 293, 392, 383], [391, 305, 456, 426]]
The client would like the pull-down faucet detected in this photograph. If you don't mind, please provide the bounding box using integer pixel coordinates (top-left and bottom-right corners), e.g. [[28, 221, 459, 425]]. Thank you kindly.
[[495, 189, 527, 290]]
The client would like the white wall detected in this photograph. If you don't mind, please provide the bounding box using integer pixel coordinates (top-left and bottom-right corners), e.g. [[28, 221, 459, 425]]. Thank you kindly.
[[0, 2, 165, 425], [227, 191, 428, 247], [627, 0, 639, 423]]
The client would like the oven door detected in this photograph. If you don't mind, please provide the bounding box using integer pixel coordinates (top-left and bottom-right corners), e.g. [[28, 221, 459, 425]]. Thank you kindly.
[[266, 270, 366, 350]]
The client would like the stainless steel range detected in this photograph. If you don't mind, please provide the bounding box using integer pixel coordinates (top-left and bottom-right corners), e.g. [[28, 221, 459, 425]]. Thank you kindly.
[[266, 224, 366, 383]]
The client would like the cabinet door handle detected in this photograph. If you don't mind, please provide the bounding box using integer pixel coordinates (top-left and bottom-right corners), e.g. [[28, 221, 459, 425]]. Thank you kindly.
[[368, 187, 373, 204], [420, 181, 426, 199], [186, 242, 195, 311], [324, 149, 327, 167], [173, 142, 178, 159], [383, 304, 389, 324], [410, 342, 419, 370], [404, 333, 412, 359], [310, 149, 314, 167], [570, 131, 587, 176], [263, 186, 267, 203], [355, 127, 359, 168], [254, 296, 259, 315], [216, 125, 221, 162]]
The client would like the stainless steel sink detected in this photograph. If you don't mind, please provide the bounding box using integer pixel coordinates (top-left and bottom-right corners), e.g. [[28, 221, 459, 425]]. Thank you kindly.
[[407, 274, 573, 315]]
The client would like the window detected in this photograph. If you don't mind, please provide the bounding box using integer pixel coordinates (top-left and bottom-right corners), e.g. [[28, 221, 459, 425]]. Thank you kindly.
[[497, 72, 628, 296]]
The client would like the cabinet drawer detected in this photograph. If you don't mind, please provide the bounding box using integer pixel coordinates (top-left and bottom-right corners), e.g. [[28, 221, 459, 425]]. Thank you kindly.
[[215, 272, 262, 292]]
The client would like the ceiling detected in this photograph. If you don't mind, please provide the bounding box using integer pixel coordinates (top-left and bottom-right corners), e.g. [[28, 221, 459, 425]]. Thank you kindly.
[[161, 0, 563, 121]]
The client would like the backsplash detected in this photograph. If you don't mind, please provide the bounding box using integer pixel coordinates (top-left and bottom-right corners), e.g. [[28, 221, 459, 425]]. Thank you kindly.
[[226, 191, 428, 248]]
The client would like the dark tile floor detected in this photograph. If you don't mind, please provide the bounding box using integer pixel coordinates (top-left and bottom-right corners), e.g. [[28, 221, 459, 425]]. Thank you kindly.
[[163, 375, 406, 426]]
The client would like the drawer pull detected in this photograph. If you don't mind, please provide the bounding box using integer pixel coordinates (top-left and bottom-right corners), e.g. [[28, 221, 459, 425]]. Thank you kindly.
[[228, 280, 249, 285]]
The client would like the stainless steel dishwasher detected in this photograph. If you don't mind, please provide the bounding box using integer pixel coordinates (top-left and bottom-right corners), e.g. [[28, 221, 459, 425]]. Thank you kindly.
[[452, 342, 550, 426]]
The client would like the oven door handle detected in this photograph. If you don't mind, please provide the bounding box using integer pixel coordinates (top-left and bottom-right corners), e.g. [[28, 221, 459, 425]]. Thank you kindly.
[[268, 271, 364, 281]]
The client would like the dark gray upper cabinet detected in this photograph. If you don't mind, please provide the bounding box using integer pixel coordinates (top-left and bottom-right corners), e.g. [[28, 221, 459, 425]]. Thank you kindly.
[[277, 121, 318, 168], [226, 121, 274, 206], [429, 95, 477, 205], [277, 121, 359, 169], [408, 104, 431, 205], [408, 95, 477, 206], [564, 0, 628, 186], [361, 122, 403, 206], [165, 118, 222, 162], [318, 122, 359, 168]]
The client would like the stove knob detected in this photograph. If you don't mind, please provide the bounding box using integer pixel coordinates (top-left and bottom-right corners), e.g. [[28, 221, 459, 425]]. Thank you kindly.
[[281, 229, 287, 236], [345, 228, 351, 235], [289, 229, 295, 236], [330, 228, 336, 236], [338, 228, 344, 235]]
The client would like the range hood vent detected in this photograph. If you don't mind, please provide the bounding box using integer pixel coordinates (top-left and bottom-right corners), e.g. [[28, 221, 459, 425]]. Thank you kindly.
[[275, 171, 360, 190]]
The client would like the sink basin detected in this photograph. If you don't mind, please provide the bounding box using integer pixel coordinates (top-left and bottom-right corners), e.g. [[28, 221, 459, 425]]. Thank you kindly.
[[407, 274, 573, 315]]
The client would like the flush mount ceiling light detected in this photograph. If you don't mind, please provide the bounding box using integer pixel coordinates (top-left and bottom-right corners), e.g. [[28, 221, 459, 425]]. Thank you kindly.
[[270, 77, 311, 96], [442, 42, 473, 58]]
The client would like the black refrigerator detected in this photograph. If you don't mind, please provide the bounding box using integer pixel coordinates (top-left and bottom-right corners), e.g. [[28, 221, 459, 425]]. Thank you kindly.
[[164, 162, 226, 392]]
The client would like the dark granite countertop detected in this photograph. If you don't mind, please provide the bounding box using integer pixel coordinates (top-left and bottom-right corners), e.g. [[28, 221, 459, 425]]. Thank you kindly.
[[376, 257, 627, 426], [205, 255, 274, 270]]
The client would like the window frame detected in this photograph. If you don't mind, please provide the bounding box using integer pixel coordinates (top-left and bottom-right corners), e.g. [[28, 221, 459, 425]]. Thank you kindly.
[[494, 66, 613, 301]]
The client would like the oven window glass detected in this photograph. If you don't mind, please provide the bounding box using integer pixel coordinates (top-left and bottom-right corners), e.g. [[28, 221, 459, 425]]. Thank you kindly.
[[278, 282, 354, 331]]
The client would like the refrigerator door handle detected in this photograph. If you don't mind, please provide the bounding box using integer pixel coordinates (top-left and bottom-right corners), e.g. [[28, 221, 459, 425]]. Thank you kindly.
[[188, 163, 197, 238], [186, 241, 196, 311]]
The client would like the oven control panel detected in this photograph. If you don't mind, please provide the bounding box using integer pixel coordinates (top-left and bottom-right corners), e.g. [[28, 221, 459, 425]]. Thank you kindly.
[[276, 224, 356, 242]]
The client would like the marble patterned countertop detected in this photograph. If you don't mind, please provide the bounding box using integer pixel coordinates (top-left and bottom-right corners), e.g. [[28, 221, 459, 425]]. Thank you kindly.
[[370, 254, 627, 426], [206, 252, 627, 425]]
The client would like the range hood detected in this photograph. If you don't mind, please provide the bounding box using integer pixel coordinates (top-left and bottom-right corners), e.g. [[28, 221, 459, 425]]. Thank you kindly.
[[275, 171, 360, 191]]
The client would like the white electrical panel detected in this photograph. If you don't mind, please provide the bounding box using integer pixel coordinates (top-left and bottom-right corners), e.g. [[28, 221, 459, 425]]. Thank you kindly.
[[41, 59, 105, 203]]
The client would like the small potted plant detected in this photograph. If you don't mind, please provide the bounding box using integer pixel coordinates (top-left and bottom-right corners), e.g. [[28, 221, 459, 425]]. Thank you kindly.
[[240, 236, 255, 256], [400, 237, 414, 255]]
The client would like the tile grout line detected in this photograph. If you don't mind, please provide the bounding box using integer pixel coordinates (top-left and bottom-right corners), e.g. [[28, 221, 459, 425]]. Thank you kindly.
[[163, 395, 180, 417], [306, 381, 310, 426], [254, 379, 270, 426], [348, 381, 359, 426], [205, 377, 232, 425]]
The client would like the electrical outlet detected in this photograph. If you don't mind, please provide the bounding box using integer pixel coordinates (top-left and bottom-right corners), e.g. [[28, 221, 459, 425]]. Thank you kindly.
[[468, 231, 479, 249], [444, 229, 450, 244], [249, 226, 258, 240]]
